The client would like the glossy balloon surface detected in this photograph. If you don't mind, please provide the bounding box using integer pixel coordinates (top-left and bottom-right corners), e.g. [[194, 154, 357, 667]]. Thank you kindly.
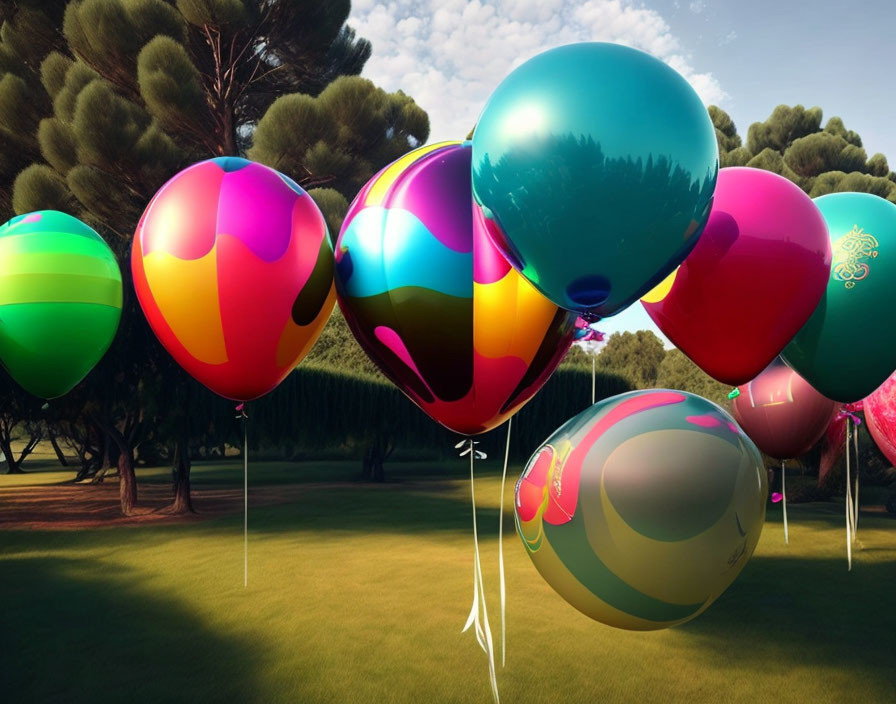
[[643, 168, 830, 385], [472, 42, 718, 318], [731, 359, 840, 459], [515, 389, 766, 630], [335, 142, 577, 436], [782, 193, 896, 402], [0, 211, 122, 399], [864, 371, 896, 466], [132, 157, 335, 401]]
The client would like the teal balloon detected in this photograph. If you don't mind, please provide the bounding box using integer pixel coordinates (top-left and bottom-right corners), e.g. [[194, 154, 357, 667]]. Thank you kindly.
[[782, 192, 896, 402], [471, 42, 718, 319]]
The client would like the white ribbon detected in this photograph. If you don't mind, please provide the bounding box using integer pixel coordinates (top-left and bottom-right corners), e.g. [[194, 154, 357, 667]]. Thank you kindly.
[[852, 425, 860, 541], [498, 417, 512, 668], [591, 355, 596, 404], [460, 438, 499, 703], [781, 460, 789, 546], [244, 416, 248, 587], [845, 419, 853, 571]]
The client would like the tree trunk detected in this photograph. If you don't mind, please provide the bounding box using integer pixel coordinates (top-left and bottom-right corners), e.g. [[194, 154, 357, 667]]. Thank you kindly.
[[48, 429, 69, 467], [372, 457, 385, 482], [168, 441, 194, 514], [2, 439, 22, 474], [362, 433, 392, 483], [110, 431, 137, 516]]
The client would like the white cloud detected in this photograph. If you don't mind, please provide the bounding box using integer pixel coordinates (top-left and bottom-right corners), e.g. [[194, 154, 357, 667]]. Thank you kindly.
[[349, 0, 727, 142]]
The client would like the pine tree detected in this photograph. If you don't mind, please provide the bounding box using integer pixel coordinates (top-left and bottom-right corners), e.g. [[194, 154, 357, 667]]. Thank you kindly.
[[3, 0, 429, 514], [709, 104, 896, 203]]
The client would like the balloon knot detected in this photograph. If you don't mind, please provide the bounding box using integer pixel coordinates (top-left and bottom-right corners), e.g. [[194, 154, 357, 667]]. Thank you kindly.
[[456, 439, 486, 460], [573, 317, 605, 342], [837, 409, 862, 426]]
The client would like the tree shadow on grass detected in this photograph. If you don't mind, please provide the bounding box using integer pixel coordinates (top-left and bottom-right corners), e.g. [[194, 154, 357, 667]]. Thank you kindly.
[[678, 553, 896, 697], [244, 485, 500, 537], [0, 557, 264, 704]]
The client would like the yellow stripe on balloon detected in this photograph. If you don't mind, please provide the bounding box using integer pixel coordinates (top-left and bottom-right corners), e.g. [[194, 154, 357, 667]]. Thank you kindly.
[[528, 532, 671, 631], [365, 141, 459, 206], [474, 270, 558, 362], [640, 267, 678, 304], [142, 247, 228, 365]]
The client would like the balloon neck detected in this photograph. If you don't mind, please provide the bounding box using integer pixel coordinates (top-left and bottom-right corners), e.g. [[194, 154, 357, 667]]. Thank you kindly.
[[837, 409, 862, 426]]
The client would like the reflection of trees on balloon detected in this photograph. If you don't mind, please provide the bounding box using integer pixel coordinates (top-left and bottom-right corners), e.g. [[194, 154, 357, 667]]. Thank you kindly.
[[474, 132, 715, 315]]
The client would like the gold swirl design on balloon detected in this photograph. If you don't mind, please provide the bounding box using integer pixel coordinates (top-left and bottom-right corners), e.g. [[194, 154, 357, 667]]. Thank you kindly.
[[832, 225, 879, 289]]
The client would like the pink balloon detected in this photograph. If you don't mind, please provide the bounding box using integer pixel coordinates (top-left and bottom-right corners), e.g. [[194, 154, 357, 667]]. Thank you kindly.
[[732, 359, 841, 459], [643, 167, 830, 386], [863, 371, 896, 466], [819, 414, 847, 486]]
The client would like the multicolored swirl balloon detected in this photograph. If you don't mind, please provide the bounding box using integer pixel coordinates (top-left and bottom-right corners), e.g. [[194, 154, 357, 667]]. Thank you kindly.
[[132, 157, 335, 401], [335, 141, 577, 435], [0, 210, 122, 399], [515, 390, 767, 630], [782, 193, 896, 402], [472, 42, 718, 319]]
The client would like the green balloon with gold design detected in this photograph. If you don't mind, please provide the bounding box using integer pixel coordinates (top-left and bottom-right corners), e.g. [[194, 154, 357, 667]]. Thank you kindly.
[[782, 193, 896, 402], [0, 211, 122, 399]]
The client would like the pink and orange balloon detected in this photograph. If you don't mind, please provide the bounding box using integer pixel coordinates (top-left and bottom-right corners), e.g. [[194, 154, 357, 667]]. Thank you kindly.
[[643, 168, 831, 386], [731, 359, 840, 459], [132, 157, 335, 401]]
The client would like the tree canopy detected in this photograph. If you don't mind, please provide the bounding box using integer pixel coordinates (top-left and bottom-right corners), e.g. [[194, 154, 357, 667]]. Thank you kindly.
[[0, 0, 429, 512], [710, 103, 896, 202]]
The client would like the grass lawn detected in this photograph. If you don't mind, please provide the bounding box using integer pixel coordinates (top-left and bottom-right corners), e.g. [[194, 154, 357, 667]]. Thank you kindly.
[[1, 461, 895, 703]]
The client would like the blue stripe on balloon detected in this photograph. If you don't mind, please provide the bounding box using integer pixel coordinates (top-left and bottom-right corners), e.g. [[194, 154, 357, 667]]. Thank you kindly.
[[339, 206, 472, 298]]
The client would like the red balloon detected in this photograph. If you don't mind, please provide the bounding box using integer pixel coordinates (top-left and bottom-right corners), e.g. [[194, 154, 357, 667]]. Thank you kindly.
[[642, 168, 831, 385], [732, 360, 840, 459], [864, 372, 896, 466]]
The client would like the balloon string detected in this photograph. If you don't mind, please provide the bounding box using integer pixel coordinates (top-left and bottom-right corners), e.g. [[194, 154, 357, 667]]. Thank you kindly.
[[498, 417, 512, 668], [853, 425, 860, 542], [591, 355, 596, 404], [462, 439, 499, 703], [244, 413, 248, 588], [781, 460, 788, 546], [845, 418, 853, 571]]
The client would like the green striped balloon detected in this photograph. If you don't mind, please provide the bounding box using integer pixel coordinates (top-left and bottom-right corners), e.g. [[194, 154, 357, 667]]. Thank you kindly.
[[0, 211, 122, 399]]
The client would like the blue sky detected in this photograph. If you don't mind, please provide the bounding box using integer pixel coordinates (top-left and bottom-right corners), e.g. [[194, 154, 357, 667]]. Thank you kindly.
[[349, 0, 895, 344]]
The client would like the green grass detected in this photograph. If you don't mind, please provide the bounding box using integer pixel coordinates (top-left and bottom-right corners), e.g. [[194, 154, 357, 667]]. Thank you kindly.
[[1, 462, 895, 703]]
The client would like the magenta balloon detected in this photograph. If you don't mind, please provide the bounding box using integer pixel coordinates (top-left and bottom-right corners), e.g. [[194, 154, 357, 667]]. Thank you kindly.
[[863, 371, 896, 466], [732, 360, 841, 459], [643, 167, 830, 386]]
